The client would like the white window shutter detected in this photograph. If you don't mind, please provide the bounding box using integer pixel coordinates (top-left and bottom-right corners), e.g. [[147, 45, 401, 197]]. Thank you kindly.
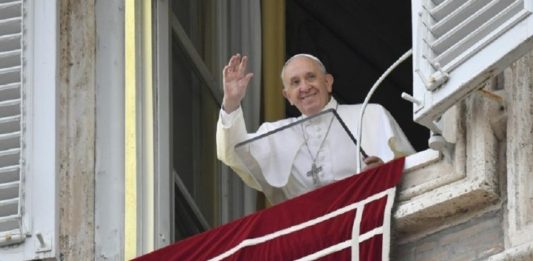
[[0, 0, 23, 246], [411, 0, 533, 131]]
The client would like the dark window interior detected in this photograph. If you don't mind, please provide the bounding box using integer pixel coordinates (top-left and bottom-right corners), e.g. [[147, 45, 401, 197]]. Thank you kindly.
[[286, 0, 428, 151]]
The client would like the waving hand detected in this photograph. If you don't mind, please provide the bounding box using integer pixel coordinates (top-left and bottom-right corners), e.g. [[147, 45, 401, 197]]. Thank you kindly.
[[222, 54, 254, 113]]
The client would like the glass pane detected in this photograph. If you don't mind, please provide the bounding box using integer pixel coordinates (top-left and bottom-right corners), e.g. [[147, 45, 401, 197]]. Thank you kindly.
[[234, 109, 362, 204], [170, 0, 218, 76], [172, 34, 220, 233]]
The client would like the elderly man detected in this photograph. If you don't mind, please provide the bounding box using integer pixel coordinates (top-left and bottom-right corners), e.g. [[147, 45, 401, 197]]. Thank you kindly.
[[217, 53, 414, 203]]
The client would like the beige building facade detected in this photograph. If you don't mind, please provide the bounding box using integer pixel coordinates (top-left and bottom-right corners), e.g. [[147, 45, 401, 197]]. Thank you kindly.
[[0, 0, 532, 260]]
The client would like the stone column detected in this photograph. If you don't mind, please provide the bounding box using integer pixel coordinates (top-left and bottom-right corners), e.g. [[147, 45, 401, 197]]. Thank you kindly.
[[503, 48, 533, 256], [58, 0, 96, 259]]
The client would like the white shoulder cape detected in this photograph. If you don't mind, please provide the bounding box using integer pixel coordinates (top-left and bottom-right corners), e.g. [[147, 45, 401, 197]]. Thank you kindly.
[[239, 103, 414, 191]]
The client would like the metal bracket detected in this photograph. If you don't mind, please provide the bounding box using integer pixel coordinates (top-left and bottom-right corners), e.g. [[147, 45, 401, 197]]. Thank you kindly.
[[415, 51, 450, 91], [401, 92, 424, 112], [35, 232, 52, 253], [427, 67, 449, 91]]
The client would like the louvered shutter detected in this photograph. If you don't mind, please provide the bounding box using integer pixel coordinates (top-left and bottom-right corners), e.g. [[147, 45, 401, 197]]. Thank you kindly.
[[0, 0, 23, 246], [411, 0, 533, 131]]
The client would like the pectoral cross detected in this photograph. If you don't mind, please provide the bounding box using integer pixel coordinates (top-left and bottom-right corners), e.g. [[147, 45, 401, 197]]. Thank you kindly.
[[306, 163, 322, 185]]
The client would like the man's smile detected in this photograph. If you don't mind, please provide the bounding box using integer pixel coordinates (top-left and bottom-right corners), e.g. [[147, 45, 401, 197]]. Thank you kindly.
[[300, 91, 318, 101]]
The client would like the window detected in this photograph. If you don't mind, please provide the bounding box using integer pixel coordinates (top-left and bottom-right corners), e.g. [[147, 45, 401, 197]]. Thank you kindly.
[[411, 0, 533, 132], [0, 1, 58, 260], [124, 0, 264, 254], [154, 0, 261, 244], [169, 0, 222, 239]]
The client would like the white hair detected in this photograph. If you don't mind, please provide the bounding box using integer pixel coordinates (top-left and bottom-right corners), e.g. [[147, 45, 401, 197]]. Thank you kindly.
[[280, 54, 327, 81]]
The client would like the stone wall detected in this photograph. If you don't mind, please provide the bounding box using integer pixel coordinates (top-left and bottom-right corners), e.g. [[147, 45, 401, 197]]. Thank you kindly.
[[395, 210, 503, 260], [58, 0, 96, 260]]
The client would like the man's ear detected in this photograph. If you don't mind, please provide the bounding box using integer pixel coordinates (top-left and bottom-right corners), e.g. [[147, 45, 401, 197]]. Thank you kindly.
[[282, 89, 293, 105], [326, 74, 334, 93]]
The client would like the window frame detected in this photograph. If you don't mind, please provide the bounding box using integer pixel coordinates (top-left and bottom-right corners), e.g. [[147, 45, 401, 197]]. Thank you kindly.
[[395, 1, 533, 234], [0, 0, 59, 260]]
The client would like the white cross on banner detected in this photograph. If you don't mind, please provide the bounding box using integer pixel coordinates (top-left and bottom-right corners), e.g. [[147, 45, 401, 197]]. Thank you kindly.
[[134, 158, 405, 261]]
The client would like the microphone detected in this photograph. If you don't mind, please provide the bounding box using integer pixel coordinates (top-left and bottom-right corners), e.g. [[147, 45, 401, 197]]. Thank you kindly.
[[355, 49, 413, 173]]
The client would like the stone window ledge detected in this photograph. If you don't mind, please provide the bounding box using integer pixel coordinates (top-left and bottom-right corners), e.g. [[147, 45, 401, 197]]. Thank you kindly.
[[393, 90, 505, 242]]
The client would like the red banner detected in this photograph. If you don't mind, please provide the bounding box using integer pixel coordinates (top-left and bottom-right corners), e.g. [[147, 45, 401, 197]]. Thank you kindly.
[[134, 158, 404, 261]]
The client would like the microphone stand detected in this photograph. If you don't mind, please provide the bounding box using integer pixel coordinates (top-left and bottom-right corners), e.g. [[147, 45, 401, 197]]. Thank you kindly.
[[356, 49, 413, 173]]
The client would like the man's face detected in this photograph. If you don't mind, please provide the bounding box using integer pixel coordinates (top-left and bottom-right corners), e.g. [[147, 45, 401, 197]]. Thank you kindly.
[[282, 57, 333, 116]]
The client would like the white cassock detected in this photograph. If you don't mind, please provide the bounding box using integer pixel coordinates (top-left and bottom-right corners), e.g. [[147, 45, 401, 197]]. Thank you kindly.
[[216, 98, 415, 204]]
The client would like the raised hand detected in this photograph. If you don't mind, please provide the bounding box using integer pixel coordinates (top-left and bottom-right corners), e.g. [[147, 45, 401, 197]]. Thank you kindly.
[[222, 54, 254, 113]]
